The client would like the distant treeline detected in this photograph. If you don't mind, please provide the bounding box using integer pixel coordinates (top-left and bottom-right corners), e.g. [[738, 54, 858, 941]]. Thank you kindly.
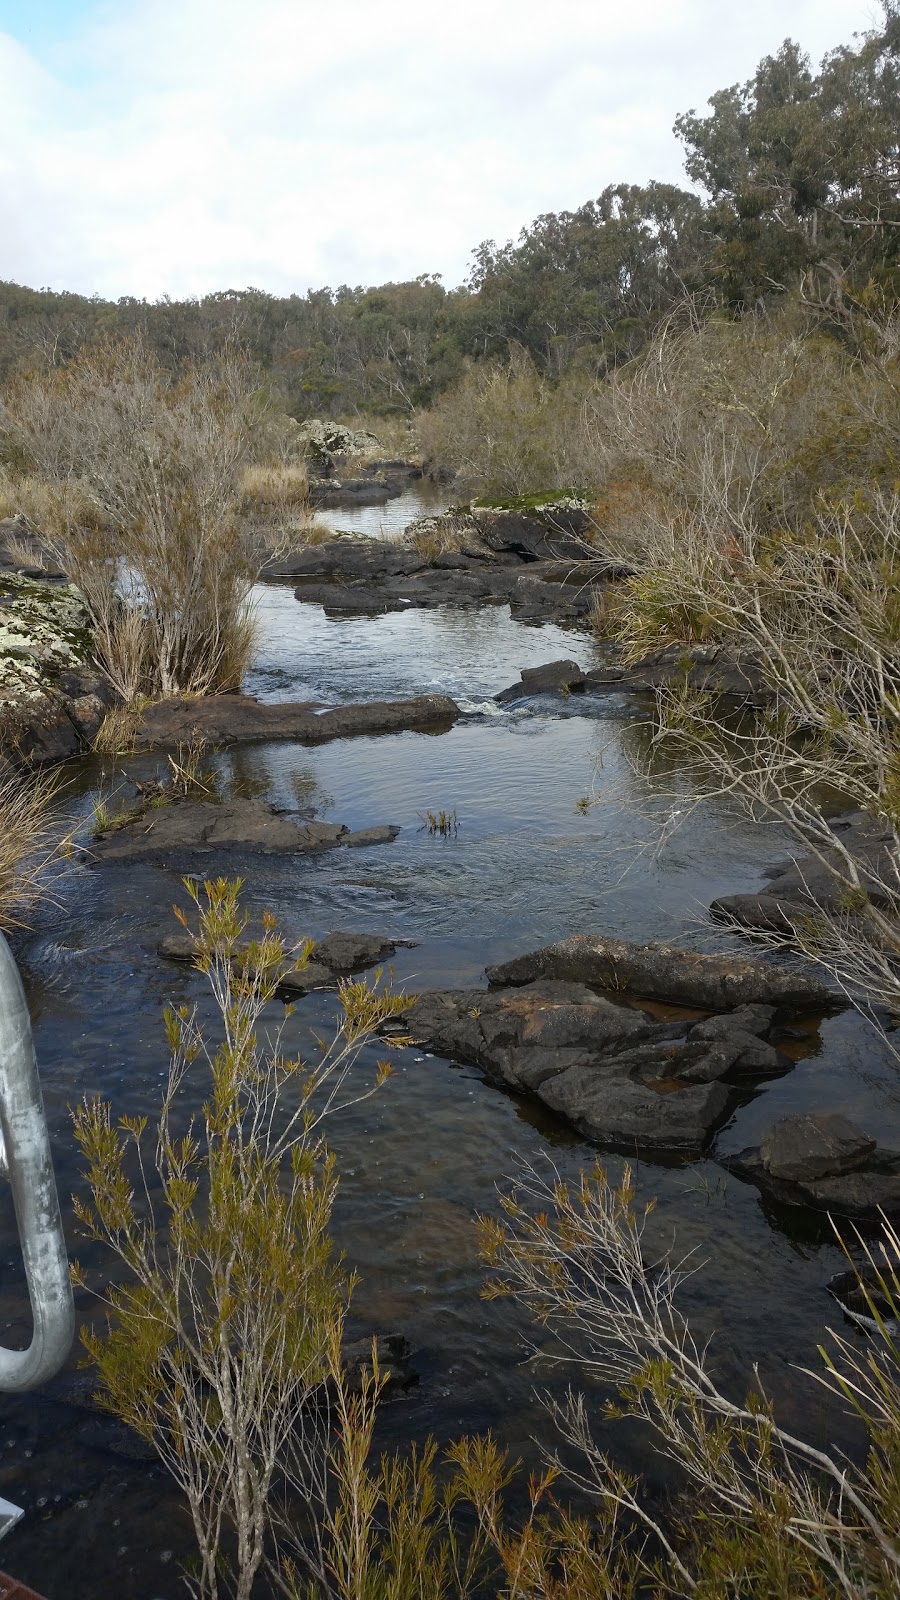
[[3, 7, 899, 416]]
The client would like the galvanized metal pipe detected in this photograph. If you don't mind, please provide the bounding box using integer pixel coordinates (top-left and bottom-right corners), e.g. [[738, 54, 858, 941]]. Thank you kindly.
[[0, 933, 74, 1391]]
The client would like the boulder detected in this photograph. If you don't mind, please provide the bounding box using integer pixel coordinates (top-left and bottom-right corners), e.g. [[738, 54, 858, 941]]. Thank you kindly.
[[495, 659, 587, 704], [760, 1112, 877, 1182], [134, 693, 461, 751], [726, 1112, 900, 1219], [486, 934, 835, 1012]]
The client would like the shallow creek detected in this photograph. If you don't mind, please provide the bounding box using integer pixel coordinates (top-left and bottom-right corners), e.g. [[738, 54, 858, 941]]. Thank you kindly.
[[3, 536, 900, 1594]]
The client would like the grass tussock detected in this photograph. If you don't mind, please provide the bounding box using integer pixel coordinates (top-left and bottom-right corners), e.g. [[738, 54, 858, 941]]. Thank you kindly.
[[239, 462, 309, 509], [2, 337, 268, 703], [0, 765, 67, 928]]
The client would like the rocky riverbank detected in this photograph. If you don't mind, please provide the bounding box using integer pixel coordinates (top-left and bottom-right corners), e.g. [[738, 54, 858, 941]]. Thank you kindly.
[[263, 500, 600, 624], [0, 520, 119, 765]]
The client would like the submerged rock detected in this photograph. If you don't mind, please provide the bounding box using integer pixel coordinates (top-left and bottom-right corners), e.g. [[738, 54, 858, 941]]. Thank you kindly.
[[311, 931, 400, 972], [486, 934, 835, 1011], [134, 692, 460, 750], [92, 800, 400, 866], [399, 978, 789, 1155]]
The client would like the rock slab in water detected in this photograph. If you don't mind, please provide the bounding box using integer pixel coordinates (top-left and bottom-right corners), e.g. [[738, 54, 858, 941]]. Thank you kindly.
[[486, 934, 834, 1011], [92, 800, 400, 865], [158, 926, 405, 989], [726, 1111, 900, 1218], [311, 932, 399, 971], [399, 980, 786, 1154], [134, 693, 460, 751]]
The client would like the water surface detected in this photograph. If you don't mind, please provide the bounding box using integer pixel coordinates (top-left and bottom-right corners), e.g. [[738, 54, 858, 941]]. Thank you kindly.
[[1, 591, 895, 1598]]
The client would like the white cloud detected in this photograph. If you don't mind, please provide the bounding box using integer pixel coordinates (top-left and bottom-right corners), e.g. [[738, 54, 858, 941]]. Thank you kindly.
[[0, 0, 878, 299]]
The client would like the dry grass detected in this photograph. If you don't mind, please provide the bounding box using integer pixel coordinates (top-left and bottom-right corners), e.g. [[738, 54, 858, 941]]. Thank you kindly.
[[2, 531, 49, 571], [0, 764, 67, 929], [92, 700, 148, 757], [407, 513, 470, 561], [240, 462, 309, 509], [0, 470, 108, 537]]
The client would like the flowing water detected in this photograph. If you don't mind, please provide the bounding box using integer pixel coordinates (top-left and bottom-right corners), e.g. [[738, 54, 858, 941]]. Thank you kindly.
[[2, 492, 899, 1596], [309, 478, 451, 541]]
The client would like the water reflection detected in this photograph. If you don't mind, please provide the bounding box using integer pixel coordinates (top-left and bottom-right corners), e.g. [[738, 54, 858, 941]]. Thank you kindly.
[[1, 599, 896, 1597]]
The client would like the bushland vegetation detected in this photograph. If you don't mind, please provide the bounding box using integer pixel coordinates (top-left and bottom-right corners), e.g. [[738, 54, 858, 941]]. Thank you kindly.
[[75, 882, 900, 1598], [0, 336, 303, 701]]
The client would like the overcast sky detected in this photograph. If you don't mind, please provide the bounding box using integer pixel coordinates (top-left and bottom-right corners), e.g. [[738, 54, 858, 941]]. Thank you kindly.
[[0, 0, 880, 301]]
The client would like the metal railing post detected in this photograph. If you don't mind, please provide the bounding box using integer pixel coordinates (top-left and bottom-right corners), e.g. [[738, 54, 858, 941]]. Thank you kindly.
[[0, 933, 74, 1391]]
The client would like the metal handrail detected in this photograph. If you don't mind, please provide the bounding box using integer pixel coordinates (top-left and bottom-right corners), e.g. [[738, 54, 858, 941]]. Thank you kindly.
[[0, 933, 74, 1391]]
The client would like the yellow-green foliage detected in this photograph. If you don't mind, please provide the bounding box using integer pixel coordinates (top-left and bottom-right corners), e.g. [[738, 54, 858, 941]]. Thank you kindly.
[[72, 878, 410, 1600]]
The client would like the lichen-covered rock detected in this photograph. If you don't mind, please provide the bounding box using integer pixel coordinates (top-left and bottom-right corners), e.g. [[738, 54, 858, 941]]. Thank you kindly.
[[0, 569, 94, 705], [0, 567, 117, 764]]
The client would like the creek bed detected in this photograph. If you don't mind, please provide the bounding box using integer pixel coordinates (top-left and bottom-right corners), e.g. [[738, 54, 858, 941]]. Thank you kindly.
[[2, 587, 899, 1598]]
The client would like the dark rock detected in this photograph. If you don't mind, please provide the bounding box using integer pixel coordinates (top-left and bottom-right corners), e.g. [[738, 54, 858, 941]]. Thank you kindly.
[[712, 811, 899, 938], [827, 1267, 900, 1335], [760, 1112, 877, 1182], [585, 665, 625, 686], [312, 932, 397, 972], [263, 539, 425, 582], [157, 932, 200, 962], [486, 934, 835, 1011], [688, 1005, 781, 1071], [157, 933, 336, 995], [341, 1333, 418, 1395], [399, 980, 767, 1154], [726, 1112, 900, 1218], [537, 1058, 729, 1151], [468, 507, 591, 564], [275, 962, 334, 996], [341, 825, 401, 847], [495, 659, 586, 703], [294, 581, 398, 614], [135, 693, 461, 751], [0, 695, 82, 764], [710, 893, 812, 937]]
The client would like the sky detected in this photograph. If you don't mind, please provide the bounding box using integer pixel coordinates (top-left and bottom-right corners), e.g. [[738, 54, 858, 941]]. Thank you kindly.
[[0, 0, 882, 302]]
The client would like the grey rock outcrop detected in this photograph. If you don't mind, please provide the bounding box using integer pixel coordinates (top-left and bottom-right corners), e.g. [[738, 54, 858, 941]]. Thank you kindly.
[[486, 934, 834, 1011]]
